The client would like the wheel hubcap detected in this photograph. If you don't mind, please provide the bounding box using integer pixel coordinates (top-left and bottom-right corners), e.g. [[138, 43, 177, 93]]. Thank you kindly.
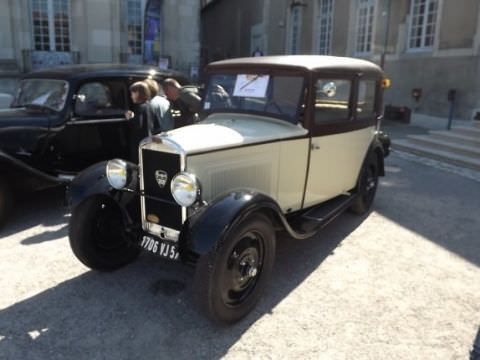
[[366, 175, 376, 191], [220, 231, 264, 307]]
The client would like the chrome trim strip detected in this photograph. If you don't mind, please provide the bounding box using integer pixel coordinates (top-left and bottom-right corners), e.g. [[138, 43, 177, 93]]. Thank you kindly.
[[145, 223, 180, 242], [57, 174, 75, 181], [139, 143, 147, 233], [67, 117, 128, 125]]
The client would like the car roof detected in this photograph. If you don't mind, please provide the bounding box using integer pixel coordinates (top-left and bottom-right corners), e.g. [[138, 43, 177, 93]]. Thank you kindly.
[[206, 55, 384, 77], [22, 64, 187, 82]]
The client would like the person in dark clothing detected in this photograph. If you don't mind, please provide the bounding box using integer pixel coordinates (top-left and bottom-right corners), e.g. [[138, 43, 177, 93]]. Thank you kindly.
[[162, 78, 202, 128], [125, 81, 154, 163]]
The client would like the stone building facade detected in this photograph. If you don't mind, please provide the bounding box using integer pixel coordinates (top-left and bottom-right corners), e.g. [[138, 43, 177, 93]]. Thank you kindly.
[[201, 0, 480, 121], [0, 0, 200, 94]]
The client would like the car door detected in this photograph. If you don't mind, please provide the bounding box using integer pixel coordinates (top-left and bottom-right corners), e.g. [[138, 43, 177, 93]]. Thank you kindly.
[[303, 76, 377, 207], [55, 78, 130, 172]]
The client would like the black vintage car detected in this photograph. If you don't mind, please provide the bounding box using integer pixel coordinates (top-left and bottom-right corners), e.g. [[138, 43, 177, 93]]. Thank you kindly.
[[0, 64, 187, 226]]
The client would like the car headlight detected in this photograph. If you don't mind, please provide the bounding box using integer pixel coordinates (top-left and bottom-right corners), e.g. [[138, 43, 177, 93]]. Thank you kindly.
[[170, 172, 200, 207], [106, 159, 129, 189]]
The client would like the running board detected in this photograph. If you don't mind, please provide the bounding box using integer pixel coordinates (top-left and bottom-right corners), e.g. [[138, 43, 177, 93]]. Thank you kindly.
[[287, 194, 358, 237]]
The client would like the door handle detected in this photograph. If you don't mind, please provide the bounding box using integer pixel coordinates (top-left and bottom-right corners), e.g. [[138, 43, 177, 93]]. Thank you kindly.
[[311, 143, 320, 150]]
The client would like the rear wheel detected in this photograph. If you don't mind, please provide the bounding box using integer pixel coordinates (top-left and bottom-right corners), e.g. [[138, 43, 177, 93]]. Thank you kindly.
[[69, 196, 140, 271], [350, 154, 379, 215], [193, 213, 276, 324], [0, 177, 13, 228]]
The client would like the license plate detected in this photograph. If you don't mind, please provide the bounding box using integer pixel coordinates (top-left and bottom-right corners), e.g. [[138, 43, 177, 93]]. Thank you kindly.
[[140, 235, 179, 261]]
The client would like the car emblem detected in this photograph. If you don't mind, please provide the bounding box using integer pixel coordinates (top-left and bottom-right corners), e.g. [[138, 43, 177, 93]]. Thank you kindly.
[[155, 170, 168, 188]]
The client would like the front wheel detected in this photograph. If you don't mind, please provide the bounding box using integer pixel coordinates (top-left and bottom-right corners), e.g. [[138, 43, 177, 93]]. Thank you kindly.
[[350, 154, 379, 215], [193, 213, 276, 324], [69, 196, 140, 271]]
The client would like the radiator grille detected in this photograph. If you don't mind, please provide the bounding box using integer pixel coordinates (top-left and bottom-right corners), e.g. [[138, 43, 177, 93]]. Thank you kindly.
[[141, 149, 182, 230]]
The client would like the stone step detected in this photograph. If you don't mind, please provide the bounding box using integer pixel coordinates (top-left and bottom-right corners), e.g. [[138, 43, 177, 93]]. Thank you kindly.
[[429, 130, 480, 147], [393, 139, 480, 171], [451, 125, 480, 137], [407, 134, 480, 158]]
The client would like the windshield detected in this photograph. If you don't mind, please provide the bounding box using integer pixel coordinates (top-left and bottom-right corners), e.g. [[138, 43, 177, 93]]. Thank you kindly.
[[13, 79, 69, 112], [203, 73, 305, 124]]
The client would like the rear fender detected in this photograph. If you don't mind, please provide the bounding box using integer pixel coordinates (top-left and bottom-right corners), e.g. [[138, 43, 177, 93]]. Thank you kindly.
[[368, 136, 386, 177]]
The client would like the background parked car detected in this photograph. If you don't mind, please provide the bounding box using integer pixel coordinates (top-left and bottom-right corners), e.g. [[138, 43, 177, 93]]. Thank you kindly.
[[0, 64, 188, 227]]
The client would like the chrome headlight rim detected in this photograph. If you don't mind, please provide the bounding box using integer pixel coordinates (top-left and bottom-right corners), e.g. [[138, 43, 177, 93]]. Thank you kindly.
[[170, 171, 201, 207], [106, 158, 129, 190]]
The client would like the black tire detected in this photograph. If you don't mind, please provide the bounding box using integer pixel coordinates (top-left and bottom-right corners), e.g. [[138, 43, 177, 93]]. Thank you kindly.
[[0, 177, 13, 228], [193, 213, 276, 324], [350, 153, 379, 215], [69, 196, 140, 271]]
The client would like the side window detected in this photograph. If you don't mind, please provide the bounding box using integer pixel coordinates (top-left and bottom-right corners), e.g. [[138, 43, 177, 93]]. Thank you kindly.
[[357, 80, 377, 120], [75, 81, 126, 117], [314, 79, 351, 124]]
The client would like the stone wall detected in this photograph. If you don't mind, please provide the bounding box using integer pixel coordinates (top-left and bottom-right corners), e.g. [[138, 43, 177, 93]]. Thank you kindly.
[[384, 56, 479, 120], [0, 0, 200, 78]]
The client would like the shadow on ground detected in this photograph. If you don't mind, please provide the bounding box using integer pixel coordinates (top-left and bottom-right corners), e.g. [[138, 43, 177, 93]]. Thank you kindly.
[[376, 153, 480, 267], [0, 210, 366, 359], [0, 186, 69, 243]]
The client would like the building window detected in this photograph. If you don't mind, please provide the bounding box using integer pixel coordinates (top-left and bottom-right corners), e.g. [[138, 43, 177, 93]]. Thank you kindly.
[[408, 0, 438, 49], [288, 6, 303, 54], [316, 0, 333, 55], [127, 0, 143, 56], [355, 0, 375, 54], [31, 0, 70, 52]]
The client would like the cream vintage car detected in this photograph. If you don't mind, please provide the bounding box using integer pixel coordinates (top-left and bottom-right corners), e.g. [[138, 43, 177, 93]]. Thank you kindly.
[[68, 55, 391, 324]]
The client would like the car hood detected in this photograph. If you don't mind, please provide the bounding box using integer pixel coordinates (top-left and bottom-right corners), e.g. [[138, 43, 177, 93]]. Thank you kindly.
[[159, 113, 308, 154], [0, 107, 54, 156]]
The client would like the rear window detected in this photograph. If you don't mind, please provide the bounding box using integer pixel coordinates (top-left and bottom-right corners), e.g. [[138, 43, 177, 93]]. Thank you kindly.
[[314, 79, 351, 124]]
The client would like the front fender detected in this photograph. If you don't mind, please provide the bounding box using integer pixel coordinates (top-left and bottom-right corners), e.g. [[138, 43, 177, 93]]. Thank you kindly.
[[68, 160, 141, 225], [184, 190, 283, 257]]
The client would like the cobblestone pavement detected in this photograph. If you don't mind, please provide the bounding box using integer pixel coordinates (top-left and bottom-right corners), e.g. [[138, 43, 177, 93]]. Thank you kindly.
[[0, 152, 479, 360]]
